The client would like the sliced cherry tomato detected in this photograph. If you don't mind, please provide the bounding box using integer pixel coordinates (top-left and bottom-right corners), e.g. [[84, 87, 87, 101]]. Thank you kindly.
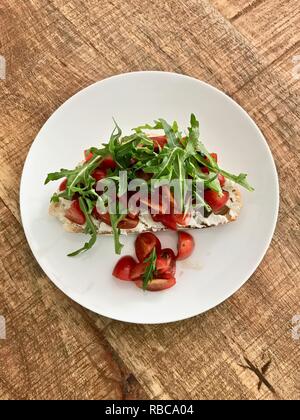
[[93, 208, 111, 225], [156, 248, 176, 278], [113, 256, 137, 281], [210, 153, 218, 163], [59, 178, 67, 191], [134, 277, 176, 291], [218, 174, 226, 187], [177, 232, 195, 261], [99, 155, 117, 170], [85, 150, 94, 162], [152, 214, 178, 231], [65, 199, 86, 225], [93, 208, 139, 229], [201, 153, 218, 174], [136, 169, 153, 181], [92, 168, 107, 181], [172, 212, 191, 226], [160, 186, 175, 210], [204, 189, 230, 213], [118, 216, 139, 230], [127, 212, 139, 220], [141, 187, 175, 215], [130, 262, 149, 280], [150, 136, 167, 151], [135, 232, 162, 263]]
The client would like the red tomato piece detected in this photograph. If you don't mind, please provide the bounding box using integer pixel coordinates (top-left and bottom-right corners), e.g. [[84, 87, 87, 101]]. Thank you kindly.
[[152, 214, 178, 231], [92, 208, 111, 225], [172, 212, 191, 226], [118, 216, 139, 230], [177, 232, 195, 261], [134, 277, 176, 291], [93, 208, 139, 229], [85, 150, 94, 162], [127, 212, 139, 220], [99, 155, 117, 170], [65, 199, 86, 225], [210, 153, 218, 163], [156, 248, 176, 279], [130, 262, 149, 280], [218, 174, 226, 187], [201, 153, 218, 174], [135, 232, 162, 262], [113, 256, 137, 281], [204, 190, 230, 213], [150, 136, 167, 151], [59, 178, 67, 191], [136, 169, 153, 181], [92, 168, 107, 181]]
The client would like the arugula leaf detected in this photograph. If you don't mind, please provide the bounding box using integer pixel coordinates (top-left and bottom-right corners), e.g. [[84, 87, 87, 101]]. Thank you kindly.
[[188, 114, 217, 168], [110, 213, 124, 255], [133, 121, 163, 133], [145, 147, 178, 177], [108, 119, 122, 158], [173, 149, 186, 212], [45, 155, 104, 200], [194, 154, 254, 192], [142, 248, 157, 290], [219, 170, 254, 191], [68, 197, 97, 257], [194, 189, 212, 212], [50, 193, 60, 203], [159, 118, 180, 148]]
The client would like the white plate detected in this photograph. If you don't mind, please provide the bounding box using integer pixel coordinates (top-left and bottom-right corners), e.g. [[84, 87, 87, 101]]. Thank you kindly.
[[20, 72, 279, 324]]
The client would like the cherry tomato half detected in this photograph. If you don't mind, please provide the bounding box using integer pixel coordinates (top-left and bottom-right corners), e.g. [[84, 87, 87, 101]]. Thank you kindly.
[[59, 178, 67, 191], [85, 150, 94, 162], [177, 232, 195, 261], [218, 174, 226, 187], [92, 168, 107, 181], [172, 212, 191, 226], [135, 232, 162, 262], [65, 199, 86, 225], [99, 155, 117, 170], [113, 256, 137, 281], [130, 262, 149, 280], [151, 214, 178, 231], [150, 136, 167, 151], [204, 190, 229, 214], [156, 248, 176, 279], [93, 208, 139, 229], [134, 277, 176, 291]]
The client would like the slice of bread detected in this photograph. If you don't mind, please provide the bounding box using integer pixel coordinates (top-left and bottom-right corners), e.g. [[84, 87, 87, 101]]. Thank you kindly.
[[49, 180, 242, 235]]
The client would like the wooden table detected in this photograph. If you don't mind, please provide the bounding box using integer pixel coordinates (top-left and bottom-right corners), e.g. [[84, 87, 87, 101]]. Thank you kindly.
[[0, 0, 299, 400]]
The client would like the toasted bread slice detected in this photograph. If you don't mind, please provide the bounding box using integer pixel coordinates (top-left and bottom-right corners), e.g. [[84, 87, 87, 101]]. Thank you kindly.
[[49, 180, 242, 235]]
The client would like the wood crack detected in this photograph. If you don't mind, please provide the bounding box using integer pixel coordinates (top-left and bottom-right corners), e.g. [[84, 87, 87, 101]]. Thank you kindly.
[[239, 357, 280, 397]]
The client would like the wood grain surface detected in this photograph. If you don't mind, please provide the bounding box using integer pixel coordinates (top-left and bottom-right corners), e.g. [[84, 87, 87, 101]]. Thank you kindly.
[[0, 0, 299, 400]]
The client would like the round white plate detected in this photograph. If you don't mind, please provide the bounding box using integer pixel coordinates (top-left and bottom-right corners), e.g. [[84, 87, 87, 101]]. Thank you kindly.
[[20, 72, 279, 324]]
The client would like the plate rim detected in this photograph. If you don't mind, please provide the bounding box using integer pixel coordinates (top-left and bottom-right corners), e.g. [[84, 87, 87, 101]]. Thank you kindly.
[[20, 71, 280, 324]]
